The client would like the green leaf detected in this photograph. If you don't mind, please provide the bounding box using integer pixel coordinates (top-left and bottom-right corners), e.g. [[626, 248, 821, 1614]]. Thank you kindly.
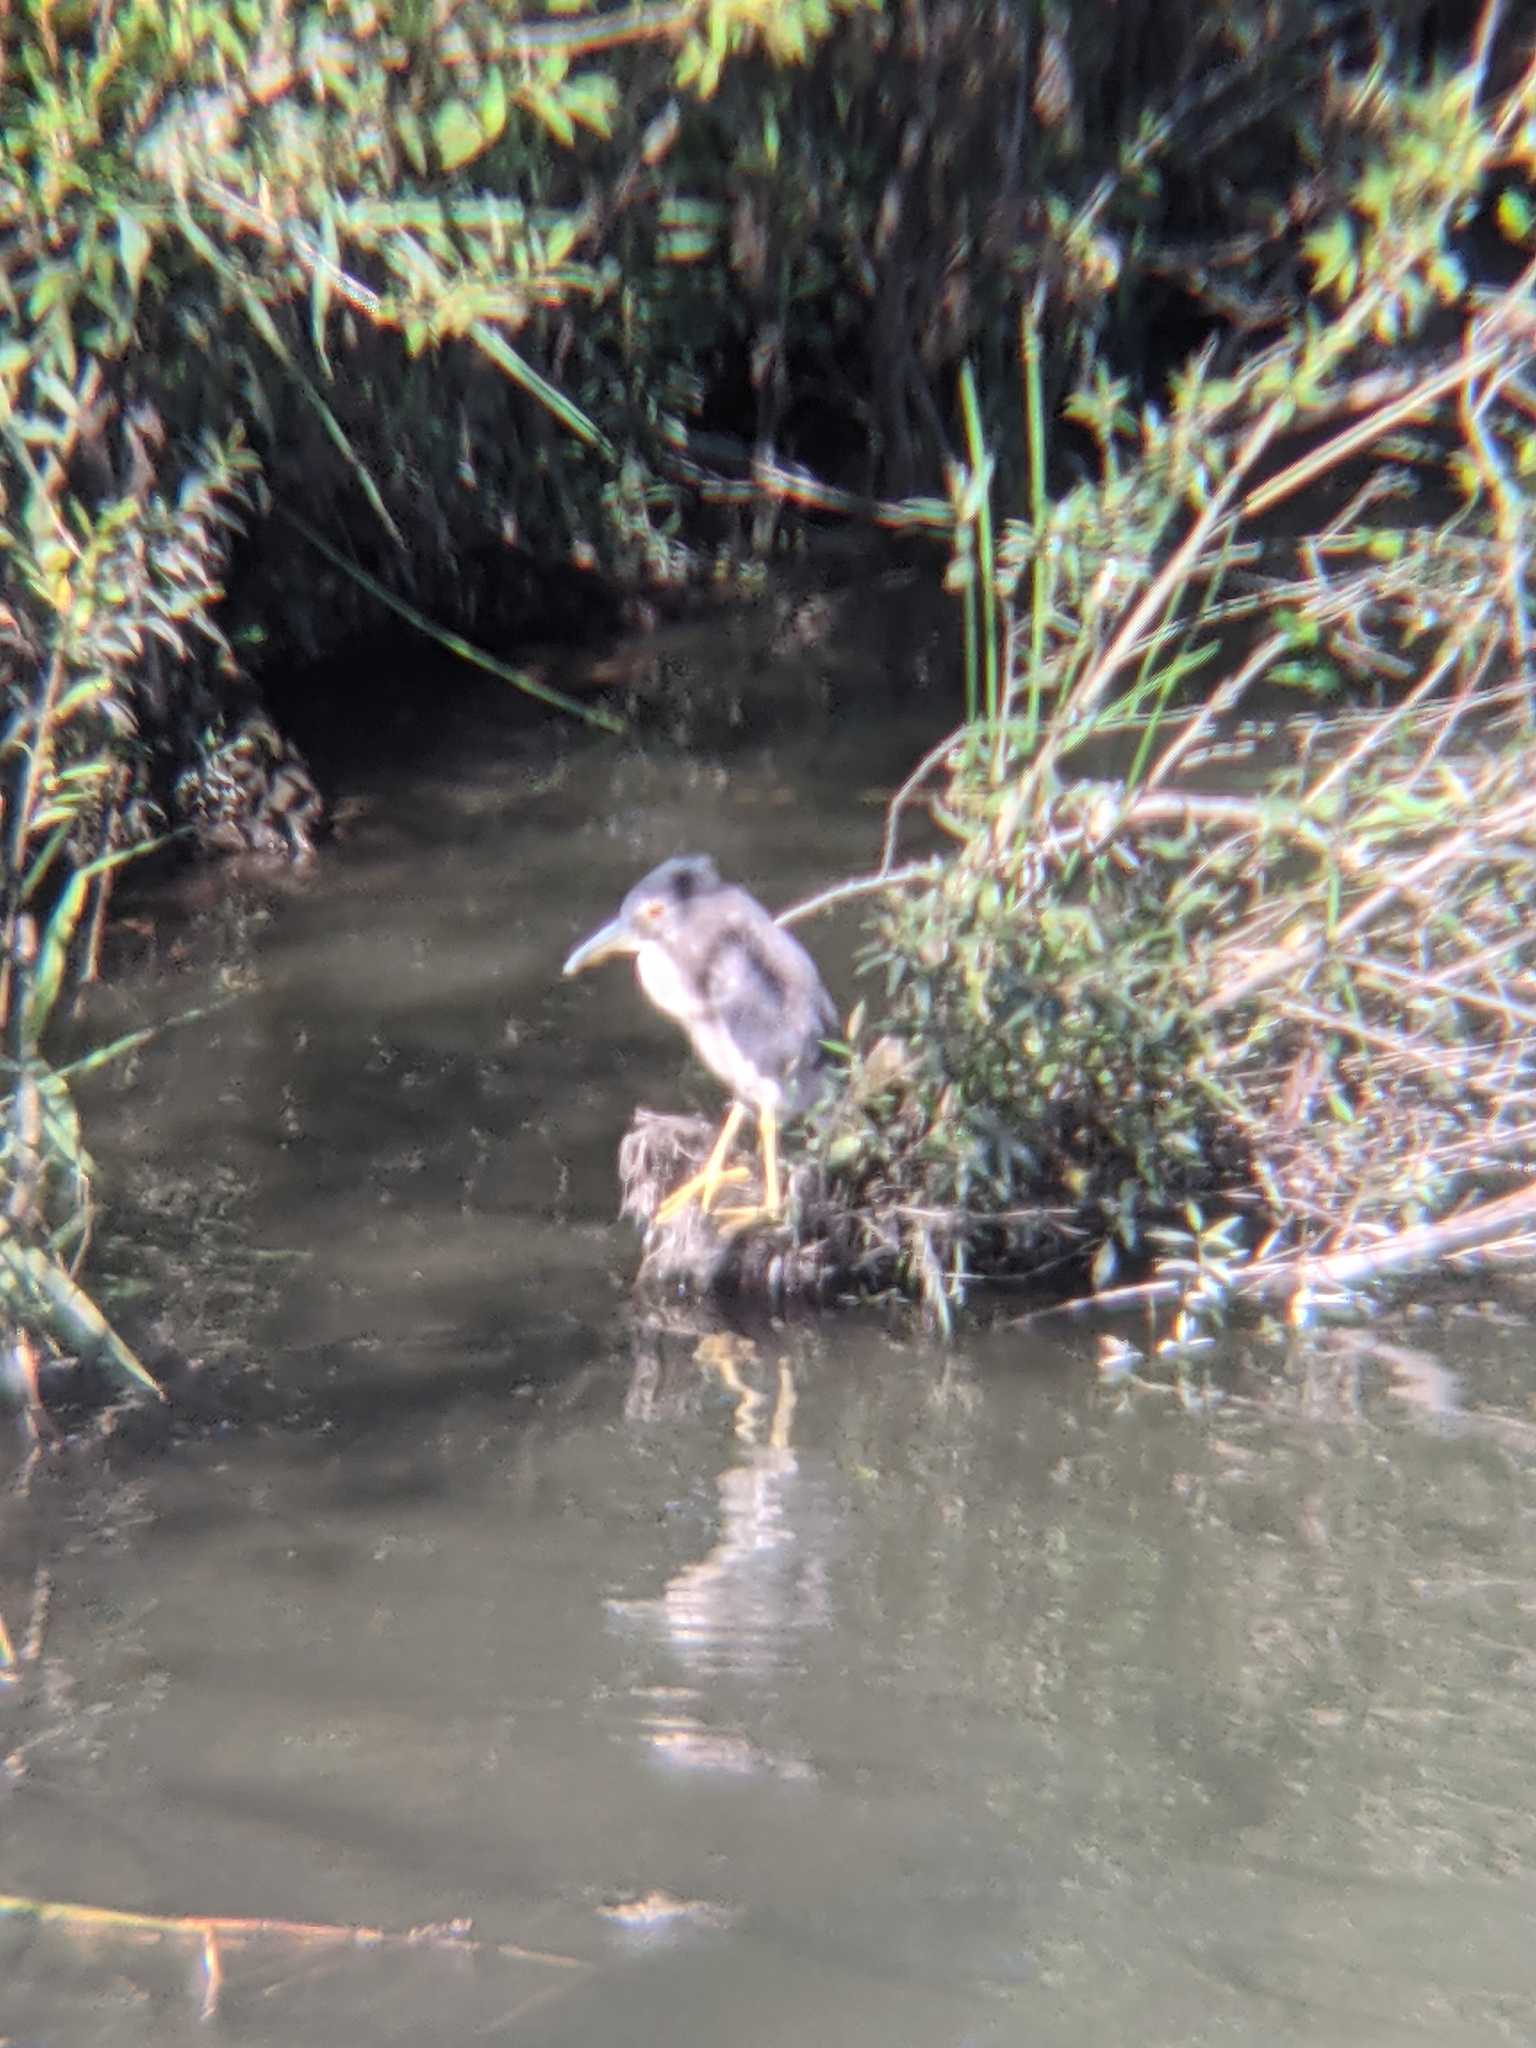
[[27, 267, 75, 321], [1304, 219, 1357, 299], [395, 109, 427, 175], [24, 865, 91, 1039], [562, 73, 618, 137], [478, 68, 508, 144], [434, 99, 485, 172], [23, 840, 152, 1038], [209, 13, 251, 69], [117, 212, 153, 297], [524, 86, 574, 147], [542, 215, 581, 267], [21, 822, 73, 903], [657, 197, 725, 264], [310, 205, 340, 375], [1427, 253, 1464, 303]]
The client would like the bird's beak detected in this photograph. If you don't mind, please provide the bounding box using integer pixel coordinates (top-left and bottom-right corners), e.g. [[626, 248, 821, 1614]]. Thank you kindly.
[[562, 914, 637, 978]]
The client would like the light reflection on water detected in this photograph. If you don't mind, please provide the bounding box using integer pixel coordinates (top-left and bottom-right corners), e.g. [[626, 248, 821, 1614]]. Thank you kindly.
[[612, 1342, 828, 1784], [5, 704, 1536, 2045]]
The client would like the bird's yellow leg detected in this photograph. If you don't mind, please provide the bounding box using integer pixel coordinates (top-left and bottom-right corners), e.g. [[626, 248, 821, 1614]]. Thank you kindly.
[[715, 1105, 786, 1233], [760, 1103, 781, 1214], [654, 1100, 749, 1223]]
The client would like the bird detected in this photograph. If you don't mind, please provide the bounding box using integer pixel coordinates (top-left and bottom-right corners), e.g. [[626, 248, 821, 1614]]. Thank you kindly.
[[563, 854, 836, 1227]]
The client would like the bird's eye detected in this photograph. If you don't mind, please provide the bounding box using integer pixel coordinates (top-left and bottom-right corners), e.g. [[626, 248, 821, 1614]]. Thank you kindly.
[[637, 898, 664, 926]]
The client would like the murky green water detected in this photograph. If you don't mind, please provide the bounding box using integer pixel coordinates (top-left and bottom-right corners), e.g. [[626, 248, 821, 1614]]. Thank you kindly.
[[5, 681, 1536, 2044]]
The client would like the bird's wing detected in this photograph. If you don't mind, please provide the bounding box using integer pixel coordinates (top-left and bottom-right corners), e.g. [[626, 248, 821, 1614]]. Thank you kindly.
[[706, 918, 832, 1091]]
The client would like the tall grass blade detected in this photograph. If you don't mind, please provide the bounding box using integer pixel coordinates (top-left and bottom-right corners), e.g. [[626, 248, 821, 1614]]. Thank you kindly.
[[0, 1241, 165, 1399]]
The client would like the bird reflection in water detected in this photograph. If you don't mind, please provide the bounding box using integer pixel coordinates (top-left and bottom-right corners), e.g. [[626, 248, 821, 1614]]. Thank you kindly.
[[609, 1332, 827, 1780]]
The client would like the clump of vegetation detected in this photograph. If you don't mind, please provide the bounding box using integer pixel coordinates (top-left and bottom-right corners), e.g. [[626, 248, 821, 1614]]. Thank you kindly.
[[0, 392, 255, 1397], [836, 825, 1254, 1286], [811, 38, 1536, 1322]]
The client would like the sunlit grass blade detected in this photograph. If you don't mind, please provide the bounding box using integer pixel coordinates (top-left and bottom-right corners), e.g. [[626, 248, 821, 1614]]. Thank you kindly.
[[23, 843, 153, 1040], [468, 320, 614, 458], [0, 1240, 165, 1400]]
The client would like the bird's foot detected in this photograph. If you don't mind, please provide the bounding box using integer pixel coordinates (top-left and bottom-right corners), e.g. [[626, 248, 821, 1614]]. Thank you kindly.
[[711, 1200, 787, 1237], [654, 1164, 751, 1226]]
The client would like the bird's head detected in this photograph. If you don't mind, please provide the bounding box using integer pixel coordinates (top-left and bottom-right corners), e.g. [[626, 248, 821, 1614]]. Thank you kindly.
[[562, 854, 724, 978]]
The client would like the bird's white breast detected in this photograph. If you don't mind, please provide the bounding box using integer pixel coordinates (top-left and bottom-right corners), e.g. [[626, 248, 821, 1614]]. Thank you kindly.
[[636, 941, 780, 1109]]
